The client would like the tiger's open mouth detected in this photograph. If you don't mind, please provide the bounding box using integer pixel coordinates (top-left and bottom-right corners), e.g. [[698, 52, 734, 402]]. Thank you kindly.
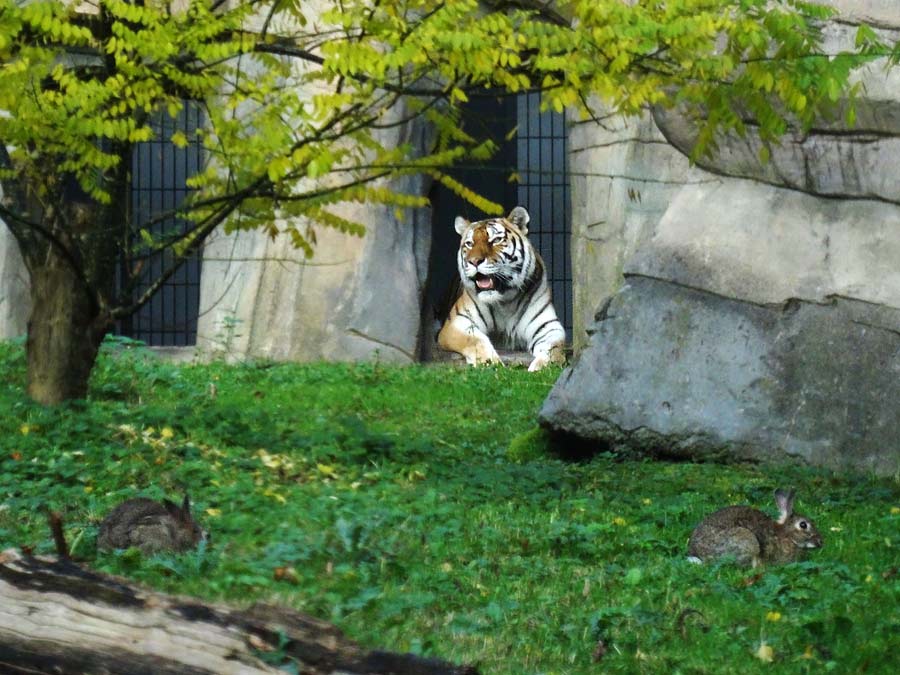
[[474, 273, 495, 291]]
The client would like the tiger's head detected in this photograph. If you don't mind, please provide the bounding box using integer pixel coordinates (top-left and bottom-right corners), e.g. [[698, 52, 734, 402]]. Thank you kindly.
[[455, 206, 533, 304]]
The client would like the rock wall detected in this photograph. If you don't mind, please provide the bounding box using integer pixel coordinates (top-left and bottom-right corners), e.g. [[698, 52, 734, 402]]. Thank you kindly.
[[194, 0, 434, 364], [195, 111, 433, 364], [567, 111, 695, 351], [543, 1, 900, 476], [0, 221, 29, 339]]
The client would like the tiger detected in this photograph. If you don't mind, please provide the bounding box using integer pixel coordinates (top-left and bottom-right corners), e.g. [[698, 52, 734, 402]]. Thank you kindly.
[[437, 206, 566, 371]]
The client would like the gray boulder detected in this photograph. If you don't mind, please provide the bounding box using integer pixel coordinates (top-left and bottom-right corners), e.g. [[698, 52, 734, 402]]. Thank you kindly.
[[541, 276, 900, 475]]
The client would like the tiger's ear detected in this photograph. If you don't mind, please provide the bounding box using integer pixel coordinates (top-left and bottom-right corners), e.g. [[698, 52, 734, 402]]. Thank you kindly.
[[507, 206, 530, 235], [454, 216, 470, 236]]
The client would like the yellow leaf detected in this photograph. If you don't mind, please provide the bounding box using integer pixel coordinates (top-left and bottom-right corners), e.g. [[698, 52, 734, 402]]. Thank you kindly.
[[257, 449, 283, 469], [263, 488, 287, 504], [450, 87, 468, 103], [19, 424, 30, 435], [206, 508, 222, 517], [171, 131, 188, 148], [317, 463, 337, 477]]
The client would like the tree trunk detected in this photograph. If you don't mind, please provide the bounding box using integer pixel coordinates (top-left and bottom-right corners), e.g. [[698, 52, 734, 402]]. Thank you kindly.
[[25, 257, 109, 405], [0, 549, 478, 675]]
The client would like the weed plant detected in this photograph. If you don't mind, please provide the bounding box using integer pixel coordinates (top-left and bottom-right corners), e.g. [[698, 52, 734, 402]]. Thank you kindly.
[[0, 338, 897, 674]]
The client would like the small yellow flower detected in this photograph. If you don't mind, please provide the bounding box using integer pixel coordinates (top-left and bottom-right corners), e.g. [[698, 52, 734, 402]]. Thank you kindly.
[[612, 516, 627, 526], [865, 574, 873, 583], [642, 498, 652, 505], [802, 645, 815, 660], [766, 611, 782, 622], [84, 486, 93, 494], [756, 643, 775, 663], [160, 427, 174, 439], [441, 562, 453, 573], [891, 506, 899, 515], [205, 508, 222, 517], [19, 424, 30, 435]]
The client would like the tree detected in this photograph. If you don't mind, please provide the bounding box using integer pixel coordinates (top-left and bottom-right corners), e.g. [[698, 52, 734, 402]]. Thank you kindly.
[[0, 0, 889, 404]]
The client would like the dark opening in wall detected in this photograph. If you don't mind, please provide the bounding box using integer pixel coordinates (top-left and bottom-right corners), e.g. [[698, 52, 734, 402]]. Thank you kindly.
[[424, 92, 572, 354], [116, 105, 204, 347]]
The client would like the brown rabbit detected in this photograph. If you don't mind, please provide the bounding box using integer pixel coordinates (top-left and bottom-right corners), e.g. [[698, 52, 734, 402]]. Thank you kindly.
[[97, 495, 207, 554], [688, 489, 823, 567]]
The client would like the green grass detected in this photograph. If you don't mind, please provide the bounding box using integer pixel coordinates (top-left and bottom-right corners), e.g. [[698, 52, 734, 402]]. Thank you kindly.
[[0, 337, 898, 674]]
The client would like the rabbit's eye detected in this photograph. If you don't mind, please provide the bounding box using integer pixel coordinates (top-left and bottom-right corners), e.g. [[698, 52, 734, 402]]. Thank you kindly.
[[798, 520, 808, 530]]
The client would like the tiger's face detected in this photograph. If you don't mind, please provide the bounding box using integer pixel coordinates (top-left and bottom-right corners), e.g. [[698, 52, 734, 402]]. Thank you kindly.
[[455, 207, 532, 304]]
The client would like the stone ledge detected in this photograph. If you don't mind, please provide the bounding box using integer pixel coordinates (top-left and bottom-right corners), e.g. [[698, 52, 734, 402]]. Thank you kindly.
[[429, 348, 534, 367]]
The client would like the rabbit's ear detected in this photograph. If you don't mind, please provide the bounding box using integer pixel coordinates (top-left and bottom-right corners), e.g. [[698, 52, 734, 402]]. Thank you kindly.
[[181, 494, 192, 516], [162, 499, 180, 516], [774, 489, 795, 524]]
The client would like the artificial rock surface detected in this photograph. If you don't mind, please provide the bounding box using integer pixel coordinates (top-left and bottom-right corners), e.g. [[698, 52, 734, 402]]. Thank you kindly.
[[541, 276, 899, 476], [0, 221, 28, 339], [545, 1, 900, 475], [195, 109, 433, 364]]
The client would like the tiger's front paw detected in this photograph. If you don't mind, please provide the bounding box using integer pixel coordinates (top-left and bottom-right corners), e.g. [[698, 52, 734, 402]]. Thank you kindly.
[[465, 343, 502, 367], [529, 344, 565, 371], [527, 354, 550, 372]]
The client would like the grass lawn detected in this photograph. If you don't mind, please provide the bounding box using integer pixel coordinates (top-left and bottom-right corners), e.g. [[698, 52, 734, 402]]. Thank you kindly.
[[1, 338, 897, 674]]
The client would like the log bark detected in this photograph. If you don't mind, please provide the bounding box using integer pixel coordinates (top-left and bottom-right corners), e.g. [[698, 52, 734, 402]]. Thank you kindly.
[[0, 549, 478, 675]]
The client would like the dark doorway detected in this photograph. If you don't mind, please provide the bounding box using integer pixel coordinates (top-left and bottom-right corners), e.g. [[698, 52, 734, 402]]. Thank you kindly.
[[425, 92, 572, 352], [116, 105, 204, 346]]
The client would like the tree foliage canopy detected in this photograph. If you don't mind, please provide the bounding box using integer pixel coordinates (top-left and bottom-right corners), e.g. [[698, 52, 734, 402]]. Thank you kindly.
[[0, 1, 889, 261]]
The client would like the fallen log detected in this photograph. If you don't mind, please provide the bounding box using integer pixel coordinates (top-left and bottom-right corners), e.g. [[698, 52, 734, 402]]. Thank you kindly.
[[0, 548, 478, 675]]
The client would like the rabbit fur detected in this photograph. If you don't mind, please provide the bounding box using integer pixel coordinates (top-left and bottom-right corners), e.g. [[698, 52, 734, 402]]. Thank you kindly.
[[688, 489, 823, 567], [97, 494, 207, 554]]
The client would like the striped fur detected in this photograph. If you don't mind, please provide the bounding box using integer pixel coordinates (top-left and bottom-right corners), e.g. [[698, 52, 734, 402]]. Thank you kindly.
[[437, 206, 566, 371]]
